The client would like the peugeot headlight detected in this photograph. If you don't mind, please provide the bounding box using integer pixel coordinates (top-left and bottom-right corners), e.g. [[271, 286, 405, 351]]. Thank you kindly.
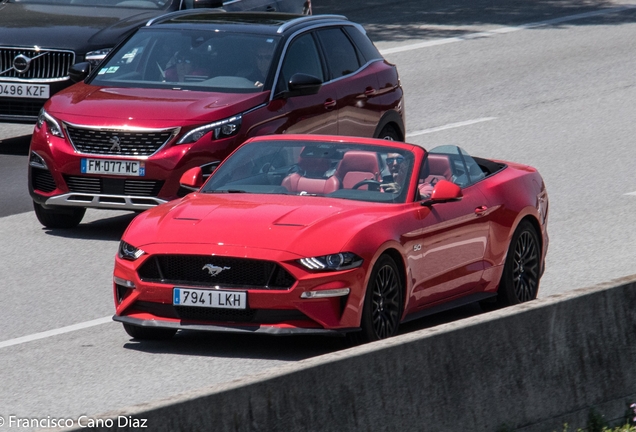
[[85, 48, 112, 67], [118, 241, 145, 261], [177, 115, 242, 145], [298, 252, 363, 271], [36, 108, 64, 138]]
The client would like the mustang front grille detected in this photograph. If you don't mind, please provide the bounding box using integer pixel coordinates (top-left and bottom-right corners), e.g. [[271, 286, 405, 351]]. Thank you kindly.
[[65, 126, 177, 156], [64, 176, 164, 196], [138, 255, 296, 290], [0, 48, 75, 80]]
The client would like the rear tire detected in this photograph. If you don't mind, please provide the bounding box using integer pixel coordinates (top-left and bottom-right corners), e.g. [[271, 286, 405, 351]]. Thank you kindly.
[[483, 220, 541, 310], [123, 323, 177, 340], [377, 125, 401, 141], [33, 201, 85, 229], [348, 255, 403, 344]]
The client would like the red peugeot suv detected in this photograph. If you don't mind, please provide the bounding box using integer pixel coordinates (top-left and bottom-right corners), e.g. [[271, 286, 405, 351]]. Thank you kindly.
[[28, 11, 405, 228]]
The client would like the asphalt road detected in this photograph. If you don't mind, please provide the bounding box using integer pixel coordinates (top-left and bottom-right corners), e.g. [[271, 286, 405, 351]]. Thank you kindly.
[[2, 0, 636, 428]]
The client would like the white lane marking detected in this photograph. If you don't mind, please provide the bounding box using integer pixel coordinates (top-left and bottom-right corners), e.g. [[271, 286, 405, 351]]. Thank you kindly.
[[380, 5, 636, 55], [0, 316, 112, 349], [406, 117, 496, 138], [624, 191, 636, 196]]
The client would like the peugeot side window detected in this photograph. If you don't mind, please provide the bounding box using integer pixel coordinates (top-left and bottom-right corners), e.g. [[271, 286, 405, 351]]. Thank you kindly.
[[316, 27, 361, 79], [277, 32, 324, 93]]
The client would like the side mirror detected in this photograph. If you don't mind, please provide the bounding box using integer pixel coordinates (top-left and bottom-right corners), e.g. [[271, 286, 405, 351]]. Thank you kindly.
[[69, 62, 91, 83], [180, 167, 204, 191], [421, 179, 462, 206], [286, 73, 322, 97]]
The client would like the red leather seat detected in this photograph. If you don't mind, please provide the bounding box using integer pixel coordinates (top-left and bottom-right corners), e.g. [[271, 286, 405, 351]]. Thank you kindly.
[[281, 156, 339, 194], [335, 150, 381, 189]]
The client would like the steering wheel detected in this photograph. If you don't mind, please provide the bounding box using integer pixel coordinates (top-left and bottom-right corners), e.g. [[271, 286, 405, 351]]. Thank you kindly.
[[352, 179, 382, 191]]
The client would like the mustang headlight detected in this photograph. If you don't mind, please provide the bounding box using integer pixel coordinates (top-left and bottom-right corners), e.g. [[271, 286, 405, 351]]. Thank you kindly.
[[36, 108, 64, 138], [85, 48, 112, 67], [118, 241, 145, 261], [299, 252, 363, 271], [177, 115, 242, 145]]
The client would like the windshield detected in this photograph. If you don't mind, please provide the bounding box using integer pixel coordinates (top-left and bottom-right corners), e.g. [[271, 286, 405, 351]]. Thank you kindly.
[[9, 0, 175, 8], [201, 139, 415, 204], [90, 28, 281, 93]]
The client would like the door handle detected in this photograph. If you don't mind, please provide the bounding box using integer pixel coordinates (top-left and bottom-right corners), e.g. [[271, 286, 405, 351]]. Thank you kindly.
[[475, 205, 488, 215], [324, 99, 337, 110], [364, 87, 376, 96]]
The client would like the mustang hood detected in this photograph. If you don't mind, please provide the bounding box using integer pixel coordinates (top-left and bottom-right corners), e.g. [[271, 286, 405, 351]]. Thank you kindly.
[[126, 193, 390, 257], [0, 2, 168, 54], [46, 84, 270, 126]]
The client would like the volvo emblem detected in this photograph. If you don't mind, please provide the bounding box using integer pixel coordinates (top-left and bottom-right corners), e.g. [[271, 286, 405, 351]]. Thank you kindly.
[[202, 264, 231, 277], [13, 54, 31, 74], [108, 136, 122, 153]]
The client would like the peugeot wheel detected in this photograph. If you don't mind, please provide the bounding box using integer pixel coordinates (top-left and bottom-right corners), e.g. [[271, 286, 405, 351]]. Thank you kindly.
[[377, 125, 401, 141], [350, 255, 403, 344], [123, 323, 177, 341], [33, 201, 86, 229]]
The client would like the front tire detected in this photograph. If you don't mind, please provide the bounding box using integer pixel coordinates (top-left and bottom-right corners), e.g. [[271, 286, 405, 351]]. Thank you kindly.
[[486, 220, 541, 309], [349, 255, 403, 344], [123, 323, 177, 341], [33, 201, 85, 229]]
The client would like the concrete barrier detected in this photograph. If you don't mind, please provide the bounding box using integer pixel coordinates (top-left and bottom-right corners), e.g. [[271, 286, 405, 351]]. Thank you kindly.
[[60, 276, 636, 432]]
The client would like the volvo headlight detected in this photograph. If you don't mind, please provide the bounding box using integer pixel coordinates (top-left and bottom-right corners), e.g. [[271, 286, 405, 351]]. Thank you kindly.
[[298, 252, 363, 271], [36, 108, 64, 138], [118, 241, 145, 261], [85, 48, 112, 67], [177, 115, 242, 145]]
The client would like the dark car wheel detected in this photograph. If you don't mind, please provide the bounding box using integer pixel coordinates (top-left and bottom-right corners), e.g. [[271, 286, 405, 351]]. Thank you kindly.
[[123, 323, 177, 340], [485, 220, 541, 310], [377, 125, 401, 141], [349, 255, 403, 344], [33, 201, 86, 229]]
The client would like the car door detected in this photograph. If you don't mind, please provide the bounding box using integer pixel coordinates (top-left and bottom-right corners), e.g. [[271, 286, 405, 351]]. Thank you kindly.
[[273, 31, 338, 135], [315, 27, 381, 138], [407, 149, 491, 308]]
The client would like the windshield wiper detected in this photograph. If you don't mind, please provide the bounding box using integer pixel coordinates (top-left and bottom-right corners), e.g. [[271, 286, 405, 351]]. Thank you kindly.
[[207, 189, 247, 194]]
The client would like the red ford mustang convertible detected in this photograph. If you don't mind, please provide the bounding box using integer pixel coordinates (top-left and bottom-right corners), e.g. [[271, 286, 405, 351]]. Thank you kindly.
[[113, 135, 549, 343]]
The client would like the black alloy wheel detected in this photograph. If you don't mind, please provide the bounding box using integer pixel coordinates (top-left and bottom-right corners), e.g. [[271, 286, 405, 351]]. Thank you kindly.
[[377, 125, 401, 141], [486, 220, 541, 309], [512, 227, 540, 302], [350, 255, 403, 344]]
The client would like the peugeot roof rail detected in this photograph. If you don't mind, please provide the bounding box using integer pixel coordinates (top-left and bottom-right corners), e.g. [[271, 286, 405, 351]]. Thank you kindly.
[[146, 8, 227, 27], [276, 14, 348, 33]]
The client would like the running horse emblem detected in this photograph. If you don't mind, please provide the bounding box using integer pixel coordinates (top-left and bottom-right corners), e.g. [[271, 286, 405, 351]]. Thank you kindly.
[[202, 264, 231, 277]]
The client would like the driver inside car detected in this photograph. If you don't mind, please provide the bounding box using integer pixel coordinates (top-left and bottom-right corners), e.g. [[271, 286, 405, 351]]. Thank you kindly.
[[381, 152, 407, 193]]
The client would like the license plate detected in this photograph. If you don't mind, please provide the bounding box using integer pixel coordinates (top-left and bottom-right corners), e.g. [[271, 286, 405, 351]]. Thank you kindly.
[[81, 158, 145, 176], [0, 82, 49, 99], [173, 288, 247, 310]]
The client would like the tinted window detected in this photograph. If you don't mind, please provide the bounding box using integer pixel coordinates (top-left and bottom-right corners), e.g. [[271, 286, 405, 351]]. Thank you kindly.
[[278, 32, 324, 92], [316, 28, 361, 79], [344, 26, 382, 63], [421, 145, 486, 188]]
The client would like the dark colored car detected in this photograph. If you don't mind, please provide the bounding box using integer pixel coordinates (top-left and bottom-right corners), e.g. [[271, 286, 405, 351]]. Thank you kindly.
[[29, 12, 405, 229], [0, 0, 311, 123]]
